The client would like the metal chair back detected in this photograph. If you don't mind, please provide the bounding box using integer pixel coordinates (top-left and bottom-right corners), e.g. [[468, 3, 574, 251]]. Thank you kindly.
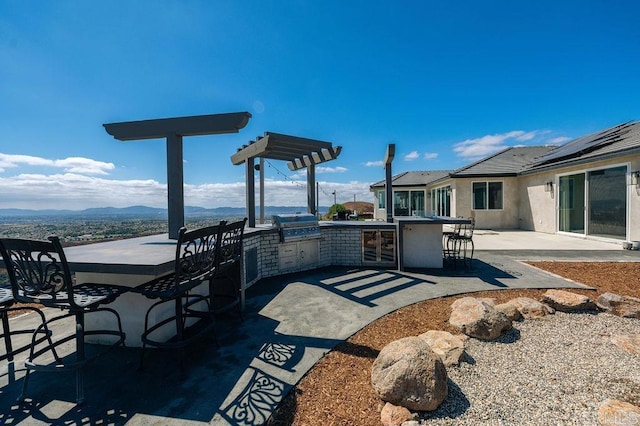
[[173, 223, 227, 292], [0, 237, 76, 308], [217, 218, 247, 273], [458, 217, 475, 239]]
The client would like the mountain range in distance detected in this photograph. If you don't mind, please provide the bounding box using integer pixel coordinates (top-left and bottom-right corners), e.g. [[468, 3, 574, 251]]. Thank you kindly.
[[0, 205, 331, 218]]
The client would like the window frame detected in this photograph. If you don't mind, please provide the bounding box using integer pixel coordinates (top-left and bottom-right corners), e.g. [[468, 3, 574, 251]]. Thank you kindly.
[[472, 181, 504, 211], [377, 190, 386, 209], [392, 189, 426, 216]]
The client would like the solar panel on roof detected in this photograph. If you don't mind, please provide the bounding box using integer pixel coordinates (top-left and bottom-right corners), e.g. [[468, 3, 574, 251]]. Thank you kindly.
[[533, 121, 635, 166]]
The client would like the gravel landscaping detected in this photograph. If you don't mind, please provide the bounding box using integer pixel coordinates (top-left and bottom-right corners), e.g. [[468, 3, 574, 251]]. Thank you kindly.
[[269, 262, 640, 425]]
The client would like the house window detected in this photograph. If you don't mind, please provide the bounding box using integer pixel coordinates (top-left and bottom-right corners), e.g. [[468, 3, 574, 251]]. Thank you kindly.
[[394, 191, 409, 216], [473, 181, 503, 210], [377, 190, 385, 209], [394, 190, 425, 216], [431, 185, 451, 216]]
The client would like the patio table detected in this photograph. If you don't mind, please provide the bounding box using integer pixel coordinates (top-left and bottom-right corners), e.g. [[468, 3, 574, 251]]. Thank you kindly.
[[61, 233, 209, 347]]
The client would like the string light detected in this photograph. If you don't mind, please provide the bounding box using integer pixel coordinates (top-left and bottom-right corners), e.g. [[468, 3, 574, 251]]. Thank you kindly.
[[263, 159, 305, 188], [263, 159, 336, 204]]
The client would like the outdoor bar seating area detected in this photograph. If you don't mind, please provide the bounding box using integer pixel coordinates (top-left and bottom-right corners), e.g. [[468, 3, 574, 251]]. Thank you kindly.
[[442, 217, 476, 269], [0, 218, 247, 403]]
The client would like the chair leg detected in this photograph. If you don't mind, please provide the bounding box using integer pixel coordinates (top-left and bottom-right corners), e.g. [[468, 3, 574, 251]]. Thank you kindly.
[[1, 311, 16, 382], [75, 312, 85, 405], [175, 297, 187, 380], [138, 309, 152, 371], [19, 312, 58, 403], [18, 369, 30, 403]]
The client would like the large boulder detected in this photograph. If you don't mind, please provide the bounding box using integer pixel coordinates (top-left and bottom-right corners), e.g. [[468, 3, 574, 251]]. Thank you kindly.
[[611, 334, 640, 355], [540, 289, 596, 312], [596, 292, 640, 318], [380, 402, 414, 426], [506, 297, 555, 319], [598, 399, 640, 426], [494, 302, 522, 321], [418, 330, 466, 367], [449, 297, 512, 340], [371, 336, 448, 411]]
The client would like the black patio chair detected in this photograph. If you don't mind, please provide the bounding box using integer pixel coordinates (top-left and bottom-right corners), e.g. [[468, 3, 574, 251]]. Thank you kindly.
[[1, 284, 52, 383], [208, 218, 247, 317], [133, 223, 225, 372], [443, 217, 475, 270], [0, 237, 127, 404], [442, 217, 463, 267]]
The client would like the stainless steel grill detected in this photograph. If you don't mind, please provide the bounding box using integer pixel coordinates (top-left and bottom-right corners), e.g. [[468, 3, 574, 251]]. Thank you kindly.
[[272, 213, 321, 243]]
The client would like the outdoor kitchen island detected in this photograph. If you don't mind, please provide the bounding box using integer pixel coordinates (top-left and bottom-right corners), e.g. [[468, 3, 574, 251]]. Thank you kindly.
[[394, 216, 472, 270], [243, 216, 470, 289]]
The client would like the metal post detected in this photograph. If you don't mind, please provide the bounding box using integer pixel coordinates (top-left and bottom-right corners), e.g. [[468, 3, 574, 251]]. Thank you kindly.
[[307, 165, 316, 215], [259, 157, 264, 224], [166, 134, 184, 239], [246, 157, 255, 227], [384, 144, 395, 223]]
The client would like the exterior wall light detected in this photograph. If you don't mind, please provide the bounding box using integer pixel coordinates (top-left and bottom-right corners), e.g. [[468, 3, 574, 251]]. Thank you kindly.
[[631, 171, 640, 186], [544, 181, 554, 193]]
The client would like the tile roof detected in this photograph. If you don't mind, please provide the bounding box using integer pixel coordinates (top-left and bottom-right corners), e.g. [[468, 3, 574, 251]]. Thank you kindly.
[[450, 146, 555, 177], [370, 170, 451, 188]]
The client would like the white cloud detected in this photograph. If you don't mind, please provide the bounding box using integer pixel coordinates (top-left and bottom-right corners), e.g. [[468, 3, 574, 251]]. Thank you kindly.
[[0, 151, 374, 210], [453, 130, 541, 160], [316, 166, 348, 174], [423, 152, 438, 160], [548, 136, 571, 144], [514, 131, 537, 142], [404, 151, 419, 161], [0, 172, 375, 210], [0, 153, 115, 175], [364, 160, 384, 167], [290, 165, 348, 179], [0, 173, 165, 209]]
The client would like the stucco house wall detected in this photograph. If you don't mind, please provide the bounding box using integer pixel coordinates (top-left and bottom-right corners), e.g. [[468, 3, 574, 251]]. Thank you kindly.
[[517, 173, 556, 233], [520, 153, 640, 240], [450, 177, 520, 229]]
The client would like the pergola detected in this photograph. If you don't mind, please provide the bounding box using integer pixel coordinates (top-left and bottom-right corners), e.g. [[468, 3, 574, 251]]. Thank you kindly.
[[231, 132, 342, 227], [104, 112, 252, 239]]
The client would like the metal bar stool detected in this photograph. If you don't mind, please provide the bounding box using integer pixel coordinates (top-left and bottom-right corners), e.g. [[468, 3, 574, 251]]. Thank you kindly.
[[0, 237, 128, 404]]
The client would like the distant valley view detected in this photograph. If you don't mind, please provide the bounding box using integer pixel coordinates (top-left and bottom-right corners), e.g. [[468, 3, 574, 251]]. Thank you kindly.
[[0, 205, 330, 243]]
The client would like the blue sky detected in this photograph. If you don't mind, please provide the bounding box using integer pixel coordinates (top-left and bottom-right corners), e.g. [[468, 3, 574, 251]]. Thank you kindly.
[[1, 1, 639, 210]]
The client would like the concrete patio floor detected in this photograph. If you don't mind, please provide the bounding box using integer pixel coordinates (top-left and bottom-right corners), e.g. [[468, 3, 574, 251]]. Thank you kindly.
[[0, 231, 637, 425]]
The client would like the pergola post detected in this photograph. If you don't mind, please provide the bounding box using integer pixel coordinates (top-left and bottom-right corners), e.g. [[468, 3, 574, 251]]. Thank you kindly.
[[166, 134, 185, 239], [259, 157, 265, 224], [307, 165, 316, 215], [384, 144, 395, 223], [246, 157, 256, 227]]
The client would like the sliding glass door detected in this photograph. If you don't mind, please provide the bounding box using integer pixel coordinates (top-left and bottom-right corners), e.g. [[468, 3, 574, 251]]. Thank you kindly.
[[558, 173, 585, 234], [587, 166, 626, 239], [431, 186, 451, 216], [558, 166, 627, 239]]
